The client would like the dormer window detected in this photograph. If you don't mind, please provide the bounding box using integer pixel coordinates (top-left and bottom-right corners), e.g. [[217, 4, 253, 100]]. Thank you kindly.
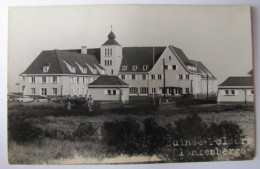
[[75, 62, 87, 74], [43, 66, 49, 72], [93, 69, 97, 74], [63, 60, 76, 73], [143, 65, 148, 71], [122, 66, 127, 71], [82, 68, 87, 73], [71, 67, 76, 73], [132, 65, 137, 71]]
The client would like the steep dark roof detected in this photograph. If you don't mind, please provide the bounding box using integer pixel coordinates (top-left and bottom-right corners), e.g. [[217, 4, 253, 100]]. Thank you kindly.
[[190, 60, 217, 79], [89, 75, 128, 86], [102, 31, 121, 46], [219, 77, 253, 86], [120, 47, 166, 72], [169, 45, 194, 67], [62, 48, 101, 63], [22, 50, 104, 75]]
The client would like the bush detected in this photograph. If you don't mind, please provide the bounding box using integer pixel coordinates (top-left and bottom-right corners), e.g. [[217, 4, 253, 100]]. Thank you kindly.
[[8, 117, 43, 143], [73, 123, 96, 141]]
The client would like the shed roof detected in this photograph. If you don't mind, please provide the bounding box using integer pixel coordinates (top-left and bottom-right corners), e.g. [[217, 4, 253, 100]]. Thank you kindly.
[[219, 76, 253, 86], [89, 75, 128, 86]]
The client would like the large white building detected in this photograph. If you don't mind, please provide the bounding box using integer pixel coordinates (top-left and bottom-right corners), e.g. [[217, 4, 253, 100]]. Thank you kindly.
[[18, 30, 217, 98]]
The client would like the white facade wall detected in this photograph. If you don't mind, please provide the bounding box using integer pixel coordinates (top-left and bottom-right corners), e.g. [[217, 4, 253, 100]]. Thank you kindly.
[[19, 75, 99, 97], [217, 88, 254, 103], [119, 47, 195, 95], [100, 45, 122, 75], [88, 87, 129, 103], [201, 78, 218, 94]]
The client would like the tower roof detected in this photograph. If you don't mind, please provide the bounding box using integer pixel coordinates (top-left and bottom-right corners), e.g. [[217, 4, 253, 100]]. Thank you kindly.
[[102, 31, 121, 46]]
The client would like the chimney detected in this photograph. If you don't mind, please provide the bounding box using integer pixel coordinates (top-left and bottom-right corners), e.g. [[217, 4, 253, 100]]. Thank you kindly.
[[81, 46, 87, 54]]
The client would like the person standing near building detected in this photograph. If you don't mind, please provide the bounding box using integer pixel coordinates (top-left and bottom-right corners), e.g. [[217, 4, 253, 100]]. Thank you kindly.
[[87, 95, 93, 111]]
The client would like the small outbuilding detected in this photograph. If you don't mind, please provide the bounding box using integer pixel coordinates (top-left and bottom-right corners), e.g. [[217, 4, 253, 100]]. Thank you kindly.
[[217, 76, 254, 104], [88, 75, 129, 103]]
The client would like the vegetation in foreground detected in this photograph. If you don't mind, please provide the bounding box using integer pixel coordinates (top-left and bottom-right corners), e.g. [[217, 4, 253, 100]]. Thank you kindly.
[[8, 107, 255, 164]]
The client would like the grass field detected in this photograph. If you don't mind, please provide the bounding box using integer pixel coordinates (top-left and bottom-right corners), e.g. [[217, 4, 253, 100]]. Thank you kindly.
[[8, 104, 255, 164]]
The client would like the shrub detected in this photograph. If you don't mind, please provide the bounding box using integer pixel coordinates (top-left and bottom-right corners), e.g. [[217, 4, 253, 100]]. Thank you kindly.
[[8, 117, 43, 143], [73, 123, 96, 141]]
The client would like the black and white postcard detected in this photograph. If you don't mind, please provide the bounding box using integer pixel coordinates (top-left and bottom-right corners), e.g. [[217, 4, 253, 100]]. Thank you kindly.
[[7, 5, 255, 164]]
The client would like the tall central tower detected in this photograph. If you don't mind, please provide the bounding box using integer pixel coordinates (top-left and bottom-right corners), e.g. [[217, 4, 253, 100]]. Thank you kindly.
[[100, 30, 122, 75]]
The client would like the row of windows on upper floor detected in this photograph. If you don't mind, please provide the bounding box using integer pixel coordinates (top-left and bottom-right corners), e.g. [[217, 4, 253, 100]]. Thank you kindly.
[[105, 48, 112, 56], [22, 76, 96, 84], [42, 61, 105, 75], [104, 60, 112, 66], [120, 74, 191, 80], [121, 65, 179, 71]]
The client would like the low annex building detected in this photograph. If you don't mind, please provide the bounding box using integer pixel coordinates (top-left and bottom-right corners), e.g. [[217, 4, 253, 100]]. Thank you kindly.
[[18, 29, 217, 98], [88, 75, 129, 103], [217, 76, 254, 104]]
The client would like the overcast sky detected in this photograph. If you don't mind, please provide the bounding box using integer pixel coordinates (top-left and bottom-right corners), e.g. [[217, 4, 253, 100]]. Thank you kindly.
[[8, 5, 252, 92]]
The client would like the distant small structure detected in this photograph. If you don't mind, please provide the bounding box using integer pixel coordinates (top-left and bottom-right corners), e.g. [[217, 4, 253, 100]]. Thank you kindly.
[[88, 75, 129, 103], [217, 74, 254, 104]]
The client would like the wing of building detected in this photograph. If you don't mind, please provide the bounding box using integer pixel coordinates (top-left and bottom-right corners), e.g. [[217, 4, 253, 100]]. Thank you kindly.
[[217, 76, 254, 104], [19, 30, 217, 98]]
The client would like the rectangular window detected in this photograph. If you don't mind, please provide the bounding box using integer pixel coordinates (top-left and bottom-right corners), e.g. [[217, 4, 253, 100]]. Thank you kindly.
[[122, 66, 127, 71], [121, 74, 125, 80], [41, 88, 47, 96], [52, 88, 57, 95], [186, 74, 190, 79], [186, 88, 189, 94], [169, 56, 172, 60], [225, 90, 229, 95], [31, 77, 35, 83], [111, 69, 113, 75], [251, 90, 254, 95], [31, 88, 36, 95], [231, 90, 235, 95], [53, 77, 57, 83], [132, 74, 136, 80], [158, 74, 162, 80], [143, 65, 148, 70], [140, 87, 148, 94], [83, 77, 86, 83], [42, 77, 46, 83], [110, 60, 112, 66], [22, 86, 25, 91], [105, 60, 107, 65], [164, 65, 168, 70], [142, 74, 146, 80], [43, 66, 49, 72], [172, 65, 177, 70], [132, 65, 137, 71], [70, 67, 76, 73], [93, 69, 97, 74], [108, 90, 111, 95], [179, 74, 183, 80], [77, 77, 80, 83], [151, 74, 155, 80], [113, 90, 116, 95], [105, 49, 107, 56], [129, 87, 138, 94], [110, 48, 112, 56]]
